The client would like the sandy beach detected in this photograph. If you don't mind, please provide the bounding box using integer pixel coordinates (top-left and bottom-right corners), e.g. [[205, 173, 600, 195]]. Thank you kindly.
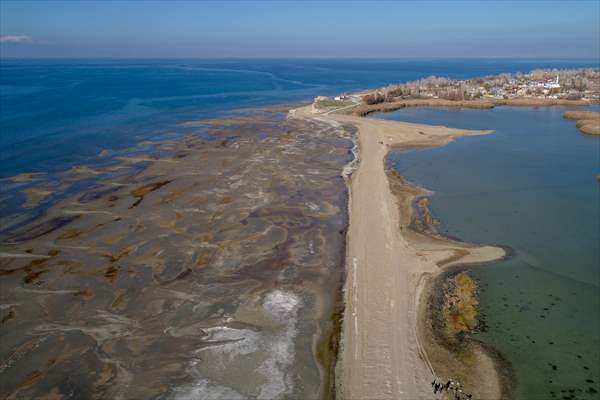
[[294, 105, 507, 399]]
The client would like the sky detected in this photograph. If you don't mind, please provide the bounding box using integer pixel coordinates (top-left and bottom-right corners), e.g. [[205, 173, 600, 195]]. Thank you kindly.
[[1, 0, 599, 59]]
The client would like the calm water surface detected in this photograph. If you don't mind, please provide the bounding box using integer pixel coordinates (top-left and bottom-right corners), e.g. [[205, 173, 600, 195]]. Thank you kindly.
[[2, 58, 598, 178], [383, 106, 600, 400]]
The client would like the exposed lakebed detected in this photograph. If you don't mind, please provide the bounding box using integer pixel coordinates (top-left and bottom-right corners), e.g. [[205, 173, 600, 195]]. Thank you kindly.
[[0, 110, 355, 399]]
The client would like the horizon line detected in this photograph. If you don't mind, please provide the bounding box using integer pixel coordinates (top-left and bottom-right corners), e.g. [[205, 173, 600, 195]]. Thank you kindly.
[[1, 56, 599, 61]]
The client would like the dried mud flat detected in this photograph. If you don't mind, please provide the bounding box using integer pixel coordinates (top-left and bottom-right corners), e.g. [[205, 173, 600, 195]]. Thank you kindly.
[[0, 110, 356, 399]]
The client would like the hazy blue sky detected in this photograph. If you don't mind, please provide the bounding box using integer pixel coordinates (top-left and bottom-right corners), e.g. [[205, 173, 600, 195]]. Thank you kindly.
[[1, 1, 599, 58]]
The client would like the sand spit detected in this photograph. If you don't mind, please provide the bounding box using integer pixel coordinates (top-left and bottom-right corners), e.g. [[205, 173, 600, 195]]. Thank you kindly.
[[563, 111, 600, 135], [350, 97, 598, 117], [293, 105, 507, 399]]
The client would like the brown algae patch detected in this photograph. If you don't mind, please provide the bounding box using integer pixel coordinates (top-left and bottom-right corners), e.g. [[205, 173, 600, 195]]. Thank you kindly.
[[6, 172, 46, 183], [2, 309, 16, 324], [22, 187, 54, 209], [3, 216, 80, 244], [129, 180, 172, 208]]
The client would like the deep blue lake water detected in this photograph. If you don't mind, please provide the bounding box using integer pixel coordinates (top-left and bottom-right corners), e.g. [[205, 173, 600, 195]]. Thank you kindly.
[[383, 106, 600, 400], [2, 58, 598, 178]]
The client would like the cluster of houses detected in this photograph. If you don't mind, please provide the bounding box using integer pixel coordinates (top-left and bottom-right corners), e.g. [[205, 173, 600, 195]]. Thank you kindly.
[[439, 71, 598, 101], [403, 72, 597, 102], [319, 70, 599, 106], [483, 75, 563, 99]]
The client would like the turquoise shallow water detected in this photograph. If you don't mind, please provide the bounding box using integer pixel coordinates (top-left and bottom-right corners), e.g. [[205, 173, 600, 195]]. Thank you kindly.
[[383, 106, 600, 400]]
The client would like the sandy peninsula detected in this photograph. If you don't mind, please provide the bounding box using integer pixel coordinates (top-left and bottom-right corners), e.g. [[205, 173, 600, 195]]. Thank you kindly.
[[293, 104, 507, 399]]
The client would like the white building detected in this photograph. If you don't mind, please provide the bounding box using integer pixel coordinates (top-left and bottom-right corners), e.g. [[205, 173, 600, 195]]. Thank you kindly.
[[544, 75, 560, 89]]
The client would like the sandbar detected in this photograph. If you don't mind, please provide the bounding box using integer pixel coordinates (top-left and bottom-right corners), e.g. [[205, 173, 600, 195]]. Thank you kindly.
[[293, 105, 507, 399]]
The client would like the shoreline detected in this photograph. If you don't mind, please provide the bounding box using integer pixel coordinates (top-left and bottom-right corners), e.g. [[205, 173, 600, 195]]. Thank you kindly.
[[422, 267, 516, 399], [293, 105, 508, 399], [563, 110, 600, 135], [346, 97, 599, 117]]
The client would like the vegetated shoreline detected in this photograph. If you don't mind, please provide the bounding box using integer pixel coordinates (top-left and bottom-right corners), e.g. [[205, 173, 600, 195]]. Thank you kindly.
[[563, 110, 600, 135], [348, 97, 599, 117], [385, 139, 516, 400], [292, 104, 509, 399], [386, 164, 516, 400]]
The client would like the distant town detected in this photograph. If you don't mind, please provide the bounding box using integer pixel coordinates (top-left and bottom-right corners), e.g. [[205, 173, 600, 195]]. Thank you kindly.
[[309, 68, 600, 136], [316, 69, 600, 107]]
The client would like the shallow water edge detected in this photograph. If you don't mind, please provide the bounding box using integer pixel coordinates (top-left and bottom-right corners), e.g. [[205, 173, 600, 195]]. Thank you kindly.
[[0, 108, 356, 399], [384, 142, 512, 399]]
